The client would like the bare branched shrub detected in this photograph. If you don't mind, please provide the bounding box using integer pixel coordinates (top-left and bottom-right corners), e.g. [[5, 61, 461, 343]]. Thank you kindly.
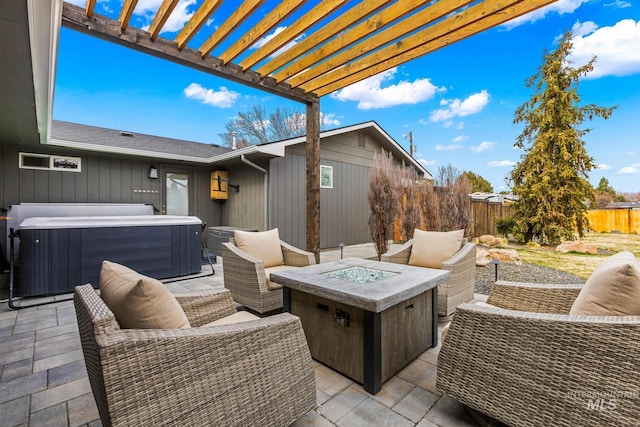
[[398, 162, 421, 242], [419, 180, 441, 231], [419, 164, 471, 235], [368, 150, 400, 259], [452, 173, 472, 232]]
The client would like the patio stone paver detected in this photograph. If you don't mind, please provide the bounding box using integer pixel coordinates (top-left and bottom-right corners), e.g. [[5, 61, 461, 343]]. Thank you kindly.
[[0, 396, 30, 426], [336, 398, 415, 427], [67, 393, 101, 427], [29, 402, 68, 427], [30, 377, 92, 413], [318, 385, 368, 423], [393, 386, 440, 423], [0, 245, 485, 427]]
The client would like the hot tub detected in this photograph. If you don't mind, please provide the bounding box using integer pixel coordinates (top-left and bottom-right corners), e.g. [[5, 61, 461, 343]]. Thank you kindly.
[[16, 215, 203, 297]]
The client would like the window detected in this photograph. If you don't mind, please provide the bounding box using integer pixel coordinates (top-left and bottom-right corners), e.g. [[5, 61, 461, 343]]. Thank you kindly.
[[320, 165, 333, 188], [19, 153, 81, 172]]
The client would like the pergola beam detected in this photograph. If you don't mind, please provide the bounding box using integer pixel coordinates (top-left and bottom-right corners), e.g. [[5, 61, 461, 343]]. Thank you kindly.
[[256, 0, 389, 77], [174, 0, 223, 50], [219, 0, 308, 64], [118, 0, 138, 31], [304, 0, 558, 94], [274, 0, 439, 84], [148, 0, 180, 40], [239, 0, 346, 70], [198, 0, 265, 58], [61, 2, 318, 104], [286, 0, 475, 88]]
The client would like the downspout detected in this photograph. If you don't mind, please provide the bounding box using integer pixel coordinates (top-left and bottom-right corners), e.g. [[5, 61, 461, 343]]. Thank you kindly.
[[241, 154, 268, 231]]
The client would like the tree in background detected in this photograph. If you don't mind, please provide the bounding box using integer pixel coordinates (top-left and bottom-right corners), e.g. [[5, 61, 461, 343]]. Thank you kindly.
[[509, 32, 615, 244], [218, 105, 332, 147], [368, 150, 400, 259], [463, 171, 493, 193], [594, 177, 627, 207]]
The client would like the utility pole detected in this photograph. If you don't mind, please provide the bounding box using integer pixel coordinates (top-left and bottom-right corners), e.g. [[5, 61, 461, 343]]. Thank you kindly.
[[404, 131, 416, 157]]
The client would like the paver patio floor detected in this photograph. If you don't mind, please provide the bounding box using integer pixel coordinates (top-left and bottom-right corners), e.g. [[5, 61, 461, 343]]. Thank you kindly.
[[1, 244, 480, 427]]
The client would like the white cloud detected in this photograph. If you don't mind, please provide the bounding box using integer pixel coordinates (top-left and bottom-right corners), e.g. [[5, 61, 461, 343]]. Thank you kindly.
[[572, 20, 599, 37], [502, 0, 587, 30], [627, 151, 637, 156], [443, 121, 454, 128], [435, 144, 462, 151], [452, 135, 468, 143], [618, 164, 640, 174], [135, 0, 196, 33], [456, 122, 465, 130], [471, 141, 496, 153], [418, 158, 437, 167], [488, 160, 516, 167], [321, 112, 341, 127], [429, 90, 490, 122], [332, 68, 445, 110], [596, 163, 611, 170], [604, 0, 632, 8], [569, 19, 640, 78], [183, 83, 240, 108], [251, 26, 302, 56]]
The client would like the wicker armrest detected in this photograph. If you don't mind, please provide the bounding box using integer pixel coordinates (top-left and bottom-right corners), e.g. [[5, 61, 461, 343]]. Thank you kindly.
[[438, 303, 640, 427], [487, 280, 583, 314], [381, 239, 413, 264], [97, 314, 316, 426], [281, 241, 316, 266], [174, 289, 237, 327]]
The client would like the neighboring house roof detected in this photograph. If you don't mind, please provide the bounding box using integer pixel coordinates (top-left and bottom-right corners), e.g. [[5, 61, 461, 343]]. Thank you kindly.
[[50, 120, 231, 160], [470, 193, 518, 204], [47, 120, 430, 178], [258, 121, 432, 179], [606, 201, 640, 209]]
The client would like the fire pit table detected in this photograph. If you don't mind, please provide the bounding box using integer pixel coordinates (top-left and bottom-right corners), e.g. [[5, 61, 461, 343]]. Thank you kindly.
[[270, 257, 449, 394]]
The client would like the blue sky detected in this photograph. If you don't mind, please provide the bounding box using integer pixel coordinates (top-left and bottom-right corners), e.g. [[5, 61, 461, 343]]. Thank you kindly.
[[55, 0, 640, 193]]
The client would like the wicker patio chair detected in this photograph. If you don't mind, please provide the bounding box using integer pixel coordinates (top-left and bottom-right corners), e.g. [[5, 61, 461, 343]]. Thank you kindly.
[[74, 284, 316, 427], [437, 280, 640, 427], [381, 238, 476, 319], [222, 236, 315, 313]]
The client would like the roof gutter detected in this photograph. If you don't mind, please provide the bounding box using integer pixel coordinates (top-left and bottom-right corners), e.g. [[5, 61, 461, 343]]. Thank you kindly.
[[241, 154, 268, 231]]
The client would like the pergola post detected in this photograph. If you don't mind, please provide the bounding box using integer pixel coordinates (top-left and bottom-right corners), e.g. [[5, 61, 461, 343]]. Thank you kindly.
[[306, 99, 321, 263]]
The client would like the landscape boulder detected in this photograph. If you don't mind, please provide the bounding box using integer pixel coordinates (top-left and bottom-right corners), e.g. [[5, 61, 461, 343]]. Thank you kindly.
[[556, 241, 598, 255], [488, 248, 522, 266], [476, 247, 493, 267]]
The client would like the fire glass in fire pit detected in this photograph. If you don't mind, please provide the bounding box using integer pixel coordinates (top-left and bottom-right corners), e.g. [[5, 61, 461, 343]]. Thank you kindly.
[[327, 266, 397, 284]]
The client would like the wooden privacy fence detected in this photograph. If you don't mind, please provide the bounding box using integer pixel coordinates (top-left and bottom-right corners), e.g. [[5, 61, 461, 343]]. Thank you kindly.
[[470, 201, 514, 237], [587, 209, 640, 233]]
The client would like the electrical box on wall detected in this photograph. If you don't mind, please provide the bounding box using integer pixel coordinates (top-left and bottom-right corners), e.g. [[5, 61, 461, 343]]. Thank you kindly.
[[210, 171, 228, 200]]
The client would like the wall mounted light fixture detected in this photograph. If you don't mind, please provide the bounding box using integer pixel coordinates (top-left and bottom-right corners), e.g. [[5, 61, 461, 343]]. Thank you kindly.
[[148, 166, 158, 179]]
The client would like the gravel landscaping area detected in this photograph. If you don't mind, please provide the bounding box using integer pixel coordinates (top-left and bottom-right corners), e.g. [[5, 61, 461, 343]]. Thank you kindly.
[[475, 262, 585, 295]]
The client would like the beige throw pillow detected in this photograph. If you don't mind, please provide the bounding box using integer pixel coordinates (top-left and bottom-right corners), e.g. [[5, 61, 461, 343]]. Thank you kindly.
[[234, 228, 284, 268], [569, 251, 640, 316], [408, 229, 464, 269], [99, 261, 190, 329]]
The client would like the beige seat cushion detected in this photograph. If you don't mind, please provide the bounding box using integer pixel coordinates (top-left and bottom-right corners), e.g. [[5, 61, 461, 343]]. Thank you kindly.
[[265, 265, 299, 290], [569, 251, 640, 316], [202, 310, 260, 326], [409, 229, 464, 269], [234, 228, 284, 268], [99, 261, 190, 329]]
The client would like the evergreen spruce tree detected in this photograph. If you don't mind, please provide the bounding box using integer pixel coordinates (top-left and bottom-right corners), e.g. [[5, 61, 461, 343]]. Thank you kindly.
[[510, 32, 615, 244]]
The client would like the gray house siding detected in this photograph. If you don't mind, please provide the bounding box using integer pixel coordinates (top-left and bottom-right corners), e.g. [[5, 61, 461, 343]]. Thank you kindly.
[[218, 163, 266, 231], [269, 154, 306, 247], [269, 131, 393, 249], [0, 143, 223, 232]]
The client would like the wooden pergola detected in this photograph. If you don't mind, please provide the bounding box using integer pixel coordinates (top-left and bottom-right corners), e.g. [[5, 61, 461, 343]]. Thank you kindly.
[[62, 0, 557, 260]]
